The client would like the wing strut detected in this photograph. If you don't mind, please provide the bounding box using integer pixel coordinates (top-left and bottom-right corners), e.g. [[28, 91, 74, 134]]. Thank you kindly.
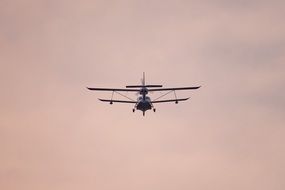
[[110, 91, 114, 104], [153, 90, 175, 101], [104, 90, 137, 105], [153, 90, 188, 104], [114, 91, 136, 102], [174, 90, 178, 103]]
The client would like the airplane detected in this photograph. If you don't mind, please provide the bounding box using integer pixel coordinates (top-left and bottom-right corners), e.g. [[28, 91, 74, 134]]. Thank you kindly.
[[87, 73, 200, 116]]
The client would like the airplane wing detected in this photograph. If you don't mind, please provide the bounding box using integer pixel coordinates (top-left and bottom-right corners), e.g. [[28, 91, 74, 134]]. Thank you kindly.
[[87, 87, 139, 92], [148, 86, 201, 92], [151, 97, 189, 103], [98, 99, 137, 104]]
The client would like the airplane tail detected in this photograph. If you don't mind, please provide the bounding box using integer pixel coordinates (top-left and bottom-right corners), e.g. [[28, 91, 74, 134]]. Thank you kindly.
[[126, 72, 163, 88], [142, 72, 145, 86]]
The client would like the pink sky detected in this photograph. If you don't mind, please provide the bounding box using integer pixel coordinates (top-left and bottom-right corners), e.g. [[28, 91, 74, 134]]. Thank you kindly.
[[1, 0, 285, 190]]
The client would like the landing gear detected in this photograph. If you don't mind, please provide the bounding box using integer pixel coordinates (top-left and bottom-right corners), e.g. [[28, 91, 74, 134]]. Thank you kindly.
[[175, 100, 178, 104], [110, 101, 113, 105], [153, 108, 156, 112], [132, 108, 135, 112]]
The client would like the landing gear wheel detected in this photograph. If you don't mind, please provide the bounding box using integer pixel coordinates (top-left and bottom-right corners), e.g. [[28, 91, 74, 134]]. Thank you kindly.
[[132, 109, 135, 113], [153, 108, 156, 112]]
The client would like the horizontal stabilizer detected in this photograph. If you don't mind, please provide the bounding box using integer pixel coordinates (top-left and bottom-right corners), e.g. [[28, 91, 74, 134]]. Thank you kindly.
[[99, 99, 137, 104], [151, 97, 190, 103], [148, 86, 201, 92], [126, 85, 163, 88]]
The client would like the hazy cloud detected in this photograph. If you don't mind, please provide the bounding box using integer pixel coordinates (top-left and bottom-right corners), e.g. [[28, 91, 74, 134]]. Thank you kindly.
[[1, 0, 284, 190]]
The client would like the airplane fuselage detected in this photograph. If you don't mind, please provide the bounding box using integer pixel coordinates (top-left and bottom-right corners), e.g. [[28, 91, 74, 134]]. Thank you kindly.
[[134, 87, 153, 115], [136, 96, 152, 112]]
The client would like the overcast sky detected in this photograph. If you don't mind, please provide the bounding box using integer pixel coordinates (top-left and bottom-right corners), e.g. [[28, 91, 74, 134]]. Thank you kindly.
[[1, 0, 285, 190]]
